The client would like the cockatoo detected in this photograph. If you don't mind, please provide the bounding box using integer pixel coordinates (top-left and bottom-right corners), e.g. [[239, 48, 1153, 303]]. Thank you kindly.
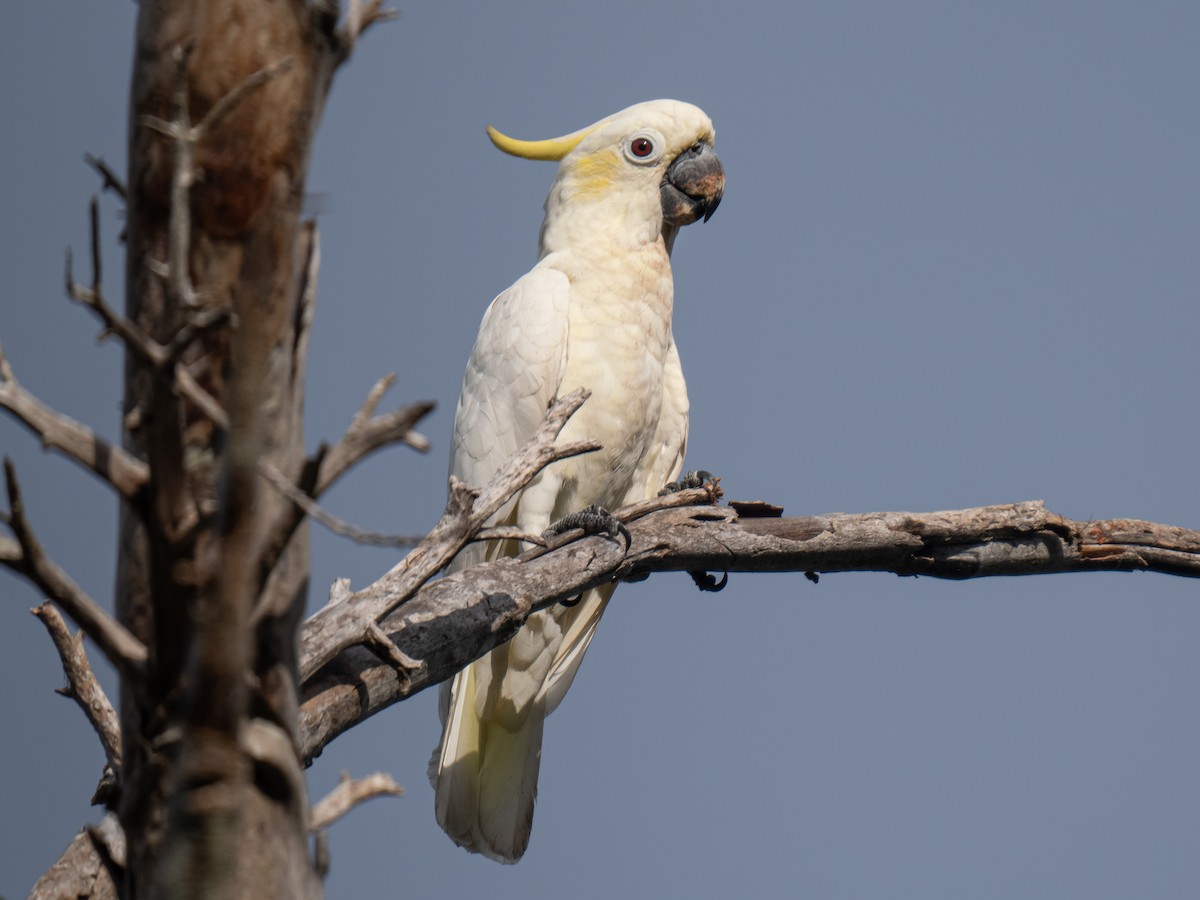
[[432, 99, 724, 862]]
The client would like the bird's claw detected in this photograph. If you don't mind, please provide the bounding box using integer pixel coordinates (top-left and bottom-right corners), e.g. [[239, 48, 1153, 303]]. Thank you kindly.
[[689, 570, 728, 592], [658, 469, 720, 499], [542, 503, 632, 552]]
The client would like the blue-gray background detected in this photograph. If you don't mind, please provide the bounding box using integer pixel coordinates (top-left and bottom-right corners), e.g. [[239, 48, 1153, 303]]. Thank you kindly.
[[3, 2, 1198, 897]]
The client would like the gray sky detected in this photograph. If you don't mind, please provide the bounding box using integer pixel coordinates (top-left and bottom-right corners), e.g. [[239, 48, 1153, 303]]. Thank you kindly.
[[3, 2, 1199, 897]]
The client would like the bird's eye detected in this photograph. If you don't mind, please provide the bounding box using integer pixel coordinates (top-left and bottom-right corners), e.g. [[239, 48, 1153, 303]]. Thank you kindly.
[[623, 129, 665, 165]]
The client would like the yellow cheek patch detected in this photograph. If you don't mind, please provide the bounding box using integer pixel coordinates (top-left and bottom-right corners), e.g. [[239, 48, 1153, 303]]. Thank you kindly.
[[570, 149, 623, 198]]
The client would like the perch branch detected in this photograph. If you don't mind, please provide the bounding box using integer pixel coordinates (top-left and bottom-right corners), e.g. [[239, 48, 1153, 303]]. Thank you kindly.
[[2, 459, 148, 677], [297, 499, 1200, 761], [297, 388, 599, 681], [310, 770, 404, 832], [0, 342, 148, 498], [32, 603, 122, 774]]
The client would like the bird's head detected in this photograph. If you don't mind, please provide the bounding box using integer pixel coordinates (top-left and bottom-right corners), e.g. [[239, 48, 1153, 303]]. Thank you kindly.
[[486, 99, 724, 253]]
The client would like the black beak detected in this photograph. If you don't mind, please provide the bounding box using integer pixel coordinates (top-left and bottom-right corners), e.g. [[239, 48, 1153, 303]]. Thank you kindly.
[[660, 142, 725, 226]]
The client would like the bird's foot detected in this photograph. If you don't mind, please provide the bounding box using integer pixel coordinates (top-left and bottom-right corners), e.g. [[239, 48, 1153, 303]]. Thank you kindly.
[[661, 470, 727, 591], [542, 503, 632, 551], [544, 504, 632, 608], [690, 570, 729, 592], [658, 469, 721, 499]]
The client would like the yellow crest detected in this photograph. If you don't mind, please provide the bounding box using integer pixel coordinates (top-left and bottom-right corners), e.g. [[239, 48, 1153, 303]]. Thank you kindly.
[[485, 122, 595, 161]]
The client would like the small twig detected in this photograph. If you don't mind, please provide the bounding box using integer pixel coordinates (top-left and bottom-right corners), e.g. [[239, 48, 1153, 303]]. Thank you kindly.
[[64, 201, 228, 428], [193, 57, 295, 139], [0, 341, 149, 498], [336, 0, 398, 64], [310, 770, 404, 832], [2, 459, 148, 678], [32, 603, 122, 775], [88, 197, 102, 296], [142, 42, 199, 307], [473, 524, 547, 547], [173, 366, 229, 429], [141, 47, 295, 309], [328, 578, 352, 605], [260, 461, 424, 549], [366, 622, 426, 691], [84, 154, 128, 202], [164, 307, 229, 368], [313, 375, 433, 497]]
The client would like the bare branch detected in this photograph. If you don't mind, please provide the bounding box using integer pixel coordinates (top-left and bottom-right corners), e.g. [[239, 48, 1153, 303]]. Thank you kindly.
[[68, 247, 161, 361], [85, 154, 128, 202], [143, 42, 200, 306], [65, 199, 229, 428], [310, 770, 403, 832], [335, 0, 398, 64], [260, 461, 423, 549], [88, 196, 102, 295], [193, 57, 296, 139], [297, 388, 598, 681], [163, 306, 230, 368], [141, 48, 294, 312], [297, 499, 1200, 760], [32, 603, 122, 774], [473, 524, 547, 547], [255, 377, 432, 608], [313, 375, 433, 497], [29, 816, 121, 900], [365, 621, 427, 691], [0, 342, 148, 498], [2, 459, 148, 677]]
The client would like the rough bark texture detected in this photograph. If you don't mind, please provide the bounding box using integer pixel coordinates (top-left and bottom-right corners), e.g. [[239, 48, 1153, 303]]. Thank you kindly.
[[114, 2, 338, 896], [296, 498, 1200, 762]]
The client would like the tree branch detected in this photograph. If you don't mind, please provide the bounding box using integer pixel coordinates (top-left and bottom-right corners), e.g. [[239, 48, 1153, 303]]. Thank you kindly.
[[28, 815, 122, 900], [0, 342, 149, 498], [335, 0, 398, 65], [254, 374, 432, 608], [260, 461, 424, 549], [309, 770, 403, 832], [2, 459, 148, 678], [297, 388, 599, 682], [297, 498, 1200, 761], [85, 154, 128, 202], [32, 603, 123, 780], [65, 197, 229, 429], [312, 375, 433, 497]]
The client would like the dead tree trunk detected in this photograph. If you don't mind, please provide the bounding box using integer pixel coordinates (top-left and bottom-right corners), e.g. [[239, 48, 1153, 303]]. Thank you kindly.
[[113, 2, 349, 896]]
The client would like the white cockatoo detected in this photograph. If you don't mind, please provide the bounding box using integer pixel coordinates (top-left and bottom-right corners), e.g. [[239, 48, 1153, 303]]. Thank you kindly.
[[432, 99, 724, 862]]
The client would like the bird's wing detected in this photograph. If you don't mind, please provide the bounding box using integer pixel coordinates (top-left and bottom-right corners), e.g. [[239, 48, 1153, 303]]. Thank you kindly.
[[448, 264, 571, 569], [434, 264, 572, 861]]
